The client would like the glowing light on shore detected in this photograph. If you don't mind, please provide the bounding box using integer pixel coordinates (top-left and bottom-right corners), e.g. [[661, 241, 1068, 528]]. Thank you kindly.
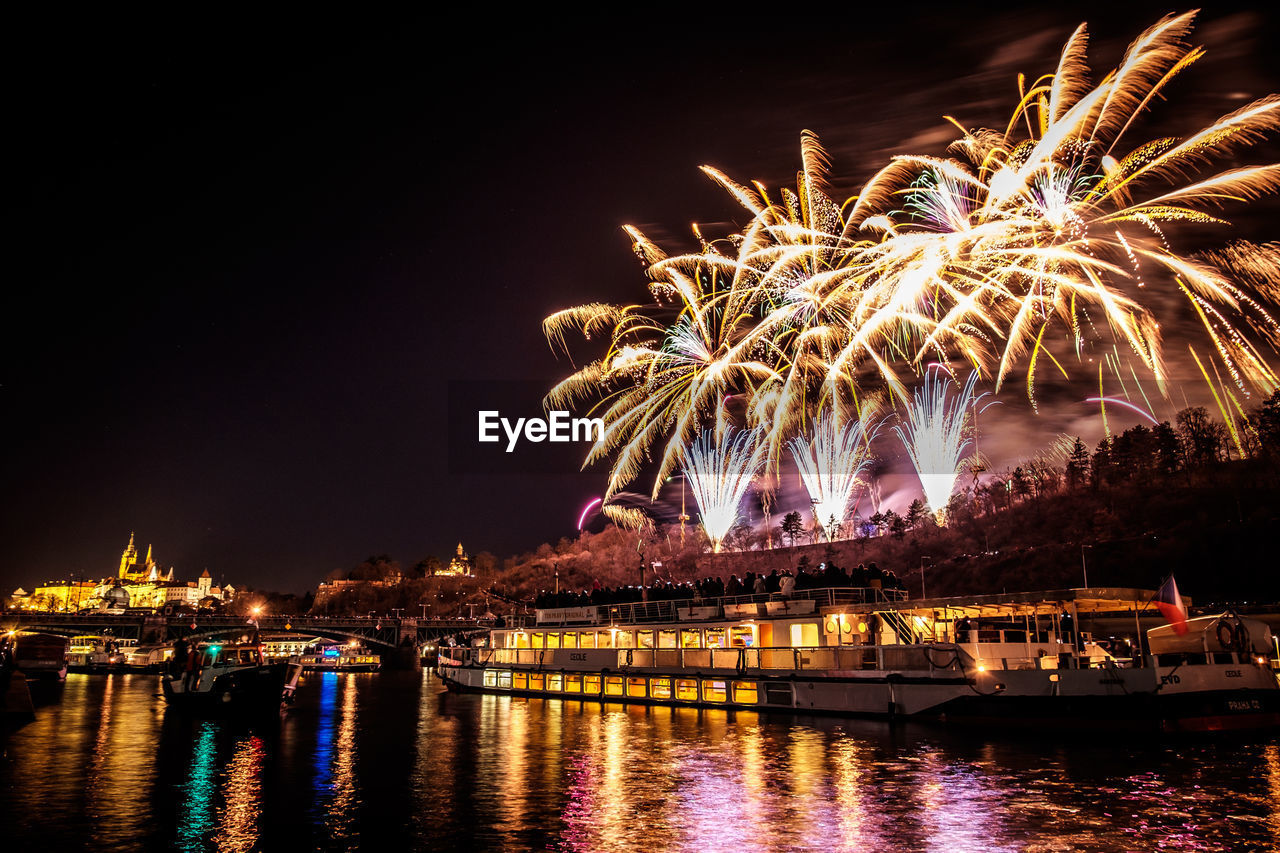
[[683, 427, 765, 553], [895, 369, 982, 516]]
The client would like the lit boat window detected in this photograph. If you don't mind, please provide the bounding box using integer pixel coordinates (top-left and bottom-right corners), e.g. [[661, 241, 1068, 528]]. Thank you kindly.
[[658, 629, 678, 648], [651, 677, 672, 699], [616, 630, 634, 649], [790, 623, 819, 648], [529, 673, 545, 691], [703, 680, 727, 702], [675, 679, 698, 701], [546, 674, 562, 692], [583, 675, 602, 694], [513, 672, 528, 690], [579, 632, 597, 649], [564, 674, 582, 693], [483, 670, 497, 688], [637, 630, 655, 649], [531, 632, 544, 649], [604, 676, 624, 697], [626, 677, 647, 698], [545, 633, 560, 649], [705, 628, 727, 648], [562, 633, 578, 649], [681, 629, 702, 648], [497, 671, 512, 689], [733, 681, 758, 704]]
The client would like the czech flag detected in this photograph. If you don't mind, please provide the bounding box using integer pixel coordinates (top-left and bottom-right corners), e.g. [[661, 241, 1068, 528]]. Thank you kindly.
[[1154, 575, 1188, 635]]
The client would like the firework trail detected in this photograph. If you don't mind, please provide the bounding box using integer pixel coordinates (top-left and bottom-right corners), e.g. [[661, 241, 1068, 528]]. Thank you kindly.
[[682, 426, 765, 553], [788, 407, 880, 540], [894, 368, 983, 515]]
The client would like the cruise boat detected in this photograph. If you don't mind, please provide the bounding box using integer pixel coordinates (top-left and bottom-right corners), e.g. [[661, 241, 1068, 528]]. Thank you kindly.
[[297, 641, 381, 672], [437, 586, 1280, 734], [161, 640, 303, 713]]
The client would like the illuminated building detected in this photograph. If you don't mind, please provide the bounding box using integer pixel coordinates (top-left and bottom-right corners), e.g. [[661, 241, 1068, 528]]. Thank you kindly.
[[440, 542, 474, 577]]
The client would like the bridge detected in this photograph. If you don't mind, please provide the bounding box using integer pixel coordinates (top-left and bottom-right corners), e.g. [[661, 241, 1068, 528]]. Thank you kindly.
[[2, 611, 492, 654]]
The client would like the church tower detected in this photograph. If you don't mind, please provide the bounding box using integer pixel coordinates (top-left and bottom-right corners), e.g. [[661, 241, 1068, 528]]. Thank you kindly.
[[118, 532, 138, 579]]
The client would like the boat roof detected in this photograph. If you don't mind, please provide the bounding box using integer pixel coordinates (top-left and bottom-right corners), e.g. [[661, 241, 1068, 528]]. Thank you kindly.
[[857, 588, 1186, 617]]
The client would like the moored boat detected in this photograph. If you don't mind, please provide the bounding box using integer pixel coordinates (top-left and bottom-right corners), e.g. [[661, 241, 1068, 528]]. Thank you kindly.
[[161, 640, 302, 713], [298, 641, 381, 672], [437, 586, 1280, 734]]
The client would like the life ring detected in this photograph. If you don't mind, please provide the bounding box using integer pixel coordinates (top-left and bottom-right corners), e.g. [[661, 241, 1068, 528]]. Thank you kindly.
[[1216, 619, 1237, 652]]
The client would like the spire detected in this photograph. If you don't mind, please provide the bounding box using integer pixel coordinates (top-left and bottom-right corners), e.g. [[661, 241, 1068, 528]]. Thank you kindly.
[[200, 568, 211, 578], [457, 542, 465, 555], [144, 544, 153, 566], [127, 532, 135, 550]]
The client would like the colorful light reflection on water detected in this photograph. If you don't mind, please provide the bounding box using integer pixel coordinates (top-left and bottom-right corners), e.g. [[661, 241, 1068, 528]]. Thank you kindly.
[[2, 671, 1278, 851]]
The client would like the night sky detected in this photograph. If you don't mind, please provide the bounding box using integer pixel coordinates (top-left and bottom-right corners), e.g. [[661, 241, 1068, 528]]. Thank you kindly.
[[6, 5, 1278, 594]]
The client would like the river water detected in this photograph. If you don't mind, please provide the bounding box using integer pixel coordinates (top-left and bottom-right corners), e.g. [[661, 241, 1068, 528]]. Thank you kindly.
[[2, 670, 1279, 851]]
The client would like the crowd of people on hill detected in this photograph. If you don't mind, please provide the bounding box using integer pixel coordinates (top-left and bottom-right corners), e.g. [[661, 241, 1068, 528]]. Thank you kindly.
[[529, 562, 905, 610]]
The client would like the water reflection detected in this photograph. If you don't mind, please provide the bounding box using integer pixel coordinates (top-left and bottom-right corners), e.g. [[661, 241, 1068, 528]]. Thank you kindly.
[[3, 672, 1279, 851], [311, 673, 360, 847]]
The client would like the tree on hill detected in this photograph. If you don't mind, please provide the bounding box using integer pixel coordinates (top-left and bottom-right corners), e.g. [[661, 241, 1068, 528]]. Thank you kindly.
[[1065, 437, 1090, 489], [780, 511, 804, 546]]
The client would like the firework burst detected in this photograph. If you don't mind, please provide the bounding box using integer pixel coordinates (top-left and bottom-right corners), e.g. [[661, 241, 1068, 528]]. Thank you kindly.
[[683, 425, 765, 553], [544, 12, 1280, 507], [788, 406, 880, 539], [894, 368, 984, 515]]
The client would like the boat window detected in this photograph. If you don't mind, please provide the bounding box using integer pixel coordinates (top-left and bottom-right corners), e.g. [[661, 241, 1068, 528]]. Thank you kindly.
[[513, 632, 530, 649], [675, 679, 698, 701], [546, 633, 561, 649], [513, 672, 528, 690], [703, 680, 727, 702], [583, 675, 602, 694], [546, 674, 563, 691], [705, 628, 727, 648], [483, 670, 497, 688], [529, 673, 545, 691], [627, 677, 647, 698], [658, 630, 677, 649], [578, 632, 596, 649], [604, 676, 624, 696], [531, 632, 545, 649], [789, 623, 819, 648], [562, 633, 578, 649], [732, 681, 758, 703], [730, 626, 756, 648], [681, 629, 703, 648], [637, 631, 655, 649], [616, 630, 634, 649], [650, 677, 672, 699], [564, 674, 582, 693], [497, 671, 512, 689]]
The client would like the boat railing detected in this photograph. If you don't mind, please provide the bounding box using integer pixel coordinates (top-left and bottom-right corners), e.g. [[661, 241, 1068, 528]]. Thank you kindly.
[[532, 586, 907, 627], [473, 642, 977, 674]]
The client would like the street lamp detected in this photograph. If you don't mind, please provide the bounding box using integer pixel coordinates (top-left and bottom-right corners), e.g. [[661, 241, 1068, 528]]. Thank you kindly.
[[920, 556, 932, 600], [1081, 544, 1092, 588]]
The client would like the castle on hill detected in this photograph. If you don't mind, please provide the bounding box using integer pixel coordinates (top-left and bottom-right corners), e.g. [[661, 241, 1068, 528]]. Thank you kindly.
[[7, 532, 235, 612]]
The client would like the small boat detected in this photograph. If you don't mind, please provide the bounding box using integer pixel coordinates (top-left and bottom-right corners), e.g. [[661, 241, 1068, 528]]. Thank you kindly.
[[298, 642, 381, 672], [161, 640, 302, 713], [11, 632, 69, 681], [437, 586, 1280, 735], [123, 643, 175, 673]]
